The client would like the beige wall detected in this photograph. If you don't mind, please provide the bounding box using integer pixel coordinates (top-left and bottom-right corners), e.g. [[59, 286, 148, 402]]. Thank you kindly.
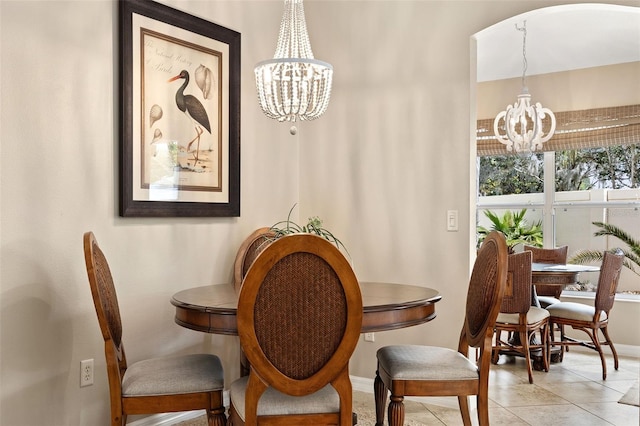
[[1, 1, 638, 424], [478, 61, 640, 118]]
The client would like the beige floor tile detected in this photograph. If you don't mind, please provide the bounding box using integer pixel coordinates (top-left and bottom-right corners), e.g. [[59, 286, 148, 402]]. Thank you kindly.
[[426, 404, 529, 426], [601, 379, 639, 393], [506, 404, 614, 425], [536, 380, 624, 404], [489, 382, 572, 407], [576, 401, 640, 426]]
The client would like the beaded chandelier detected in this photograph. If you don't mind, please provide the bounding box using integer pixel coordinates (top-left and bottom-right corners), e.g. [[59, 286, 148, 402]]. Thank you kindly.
[[255, 0, 333, 127]]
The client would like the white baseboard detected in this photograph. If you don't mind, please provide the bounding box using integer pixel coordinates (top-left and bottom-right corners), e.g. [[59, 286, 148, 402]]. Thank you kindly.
[[132, 344, 640, 426]]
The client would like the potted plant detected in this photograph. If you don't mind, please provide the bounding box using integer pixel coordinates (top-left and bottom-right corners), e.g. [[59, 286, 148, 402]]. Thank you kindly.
[[269, 204, 350, 257], [476, 209, 543, 253]]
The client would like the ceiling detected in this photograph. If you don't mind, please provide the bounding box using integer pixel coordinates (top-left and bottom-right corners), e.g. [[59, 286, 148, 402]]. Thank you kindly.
[[475, 4, 640, 82]]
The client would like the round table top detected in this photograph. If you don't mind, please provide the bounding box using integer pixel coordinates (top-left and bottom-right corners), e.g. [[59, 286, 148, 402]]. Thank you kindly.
[[171, 281, 442, 335]]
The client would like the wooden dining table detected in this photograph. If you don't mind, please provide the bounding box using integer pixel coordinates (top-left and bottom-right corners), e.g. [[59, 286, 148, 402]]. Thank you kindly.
[[171, 281, 442, 335], [531, 262, 600, 307]]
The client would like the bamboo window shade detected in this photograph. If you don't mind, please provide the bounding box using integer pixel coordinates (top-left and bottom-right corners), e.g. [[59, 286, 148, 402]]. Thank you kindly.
[[477, 104, 640, 156]]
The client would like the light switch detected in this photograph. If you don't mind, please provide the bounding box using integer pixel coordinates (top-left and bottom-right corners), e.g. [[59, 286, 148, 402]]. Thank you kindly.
[[447, 210, 458, 231]]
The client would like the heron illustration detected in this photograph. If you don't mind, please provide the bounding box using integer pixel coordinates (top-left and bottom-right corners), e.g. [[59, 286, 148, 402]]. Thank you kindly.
[[167, 70, 211, 167]]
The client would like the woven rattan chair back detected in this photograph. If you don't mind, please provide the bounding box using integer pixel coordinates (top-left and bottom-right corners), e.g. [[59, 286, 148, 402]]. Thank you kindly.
[[463, 231, 509, 349], [233, 227, 275, 293], [524, 245, 568, 264], [594, 250, 624, 315], [84, 232, 127, 379], [524, 245, 568, 298], [500, 251, 533, 314], [237, 234, 362, 424]]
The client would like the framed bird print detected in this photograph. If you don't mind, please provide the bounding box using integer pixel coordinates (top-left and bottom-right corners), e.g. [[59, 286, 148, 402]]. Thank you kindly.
[[119, 0, 240, 217]]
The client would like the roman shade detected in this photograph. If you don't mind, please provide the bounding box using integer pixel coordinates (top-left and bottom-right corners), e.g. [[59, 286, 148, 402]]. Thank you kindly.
[[477, 104, 640, 156]]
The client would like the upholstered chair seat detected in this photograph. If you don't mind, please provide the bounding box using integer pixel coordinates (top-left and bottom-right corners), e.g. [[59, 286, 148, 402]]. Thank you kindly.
[[537, 295, 561, 308], [547, 303, 607, 322], [496, 306, 550, 325], [122, 354, 224, 397], [377, 345, 478, 381], [230, 377, 339, 420]]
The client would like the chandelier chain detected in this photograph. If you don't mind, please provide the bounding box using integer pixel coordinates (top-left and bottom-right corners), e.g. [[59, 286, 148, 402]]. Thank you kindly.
[[516, 20, 528, 88]]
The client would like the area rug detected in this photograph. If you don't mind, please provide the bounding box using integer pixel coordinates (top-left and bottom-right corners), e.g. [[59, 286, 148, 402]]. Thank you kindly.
[[618, 381, 639, 407], [175, 390, 430, 425]]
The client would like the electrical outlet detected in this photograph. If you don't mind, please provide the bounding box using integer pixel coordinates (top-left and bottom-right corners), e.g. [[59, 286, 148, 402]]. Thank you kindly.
[[364, 332, 375, 342], [80, 359, 94, 387]]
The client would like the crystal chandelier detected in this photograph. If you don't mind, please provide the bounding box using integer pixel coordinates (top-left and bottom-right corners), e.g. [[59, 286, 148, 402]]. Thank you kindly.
[[493, 21, 556, 153], [255, 0, 333, 130]]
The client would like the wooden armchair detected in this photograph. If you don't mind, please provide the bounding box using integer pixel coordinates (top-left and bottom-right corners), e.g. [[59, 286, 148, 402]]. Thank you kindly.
[[229, 234, 362, 425], [84, 232, 226, 426], [524, 245, 568, 307], [492, 251, 550, 383], [547, 249, 625, 380], [374, 231, 508, 426]]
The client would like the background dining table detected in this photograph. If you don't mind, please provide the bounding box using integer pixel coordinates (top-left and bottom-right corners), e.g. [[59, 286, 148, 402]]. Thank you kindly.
[[531, 262, 601, 307]]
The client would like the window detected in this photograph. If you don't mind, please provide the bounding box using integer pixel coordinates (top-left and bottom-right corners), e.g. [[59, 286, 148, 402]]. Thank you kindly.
[[477, 105, 640, 294]]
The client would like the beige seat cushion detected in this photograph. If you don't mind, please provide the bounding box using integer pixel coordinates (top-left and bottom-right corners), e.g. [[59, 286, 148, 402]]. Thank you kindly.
[[122, 354, 224, 397], [377, 345, 478, 381], [496, 306, 550, 325], [229, 376, 340, 420], [547, 302, 605, 322], [537, 295, 561, 308]]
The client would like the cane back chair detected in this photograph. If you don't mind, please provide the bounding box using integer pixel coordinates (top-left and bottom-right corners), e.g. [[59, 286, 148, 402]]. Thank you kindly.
[[229, 234, 362, 425], [84, 232, 226, 426], [374, 231, 508, 426], [492, 251, 550, 383], [547, 249, 625, 380]]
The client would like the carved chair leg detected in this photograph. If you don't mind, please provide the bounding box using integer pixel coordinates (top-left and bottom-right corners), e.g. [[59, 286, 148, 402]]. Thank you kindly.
[[388, 394, 405, 426], [588, 328, 608, 380], [519, 329, 534, 384], [541, 323, 550, 372], [491, 330, 502, 364], [477, 392, 490, 426], [374, 370, 387, 426], [458, 395, 472, 426], [601, 325, 619, 371], [207, 406, 227, 426]]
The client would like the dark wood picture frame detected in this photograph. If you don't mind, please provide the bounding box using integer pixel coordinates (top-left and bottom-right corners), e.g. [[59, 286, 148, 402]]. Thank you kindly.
[[119, 0, 240, 217]]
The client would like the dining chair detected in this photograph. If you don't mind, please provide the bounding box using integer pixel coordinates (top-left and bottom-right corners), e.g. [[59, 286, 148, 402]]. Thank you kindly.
[[83, 232, 226, 426], [228, 234, 362, 425], [547, 249, 624, 380], [523, 245, 568, 307], [232, 227, 275, 294], [374, 230, 508, 426], [491, 251, 550, 383]]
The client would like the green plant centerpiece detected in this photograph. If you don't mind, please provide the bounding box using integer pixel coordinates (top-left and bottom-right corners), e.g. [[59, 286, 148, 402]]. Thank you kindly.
[[569, 221, 640, 277], [476, 209, 543, 253], [269, 205, 349, 257]]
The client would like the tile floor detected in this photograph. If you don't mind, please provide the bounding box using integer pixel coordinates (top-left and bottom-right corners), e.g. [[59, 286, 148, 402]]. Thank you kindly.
[[369, 349, 639, 426]]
